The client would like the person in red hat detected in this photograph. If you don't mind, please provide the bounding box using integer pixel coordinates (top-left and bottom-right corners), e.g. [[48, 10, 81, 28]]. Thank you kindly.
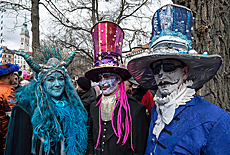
[[85, 21, 148, 155], [0, 62, 19, 154]]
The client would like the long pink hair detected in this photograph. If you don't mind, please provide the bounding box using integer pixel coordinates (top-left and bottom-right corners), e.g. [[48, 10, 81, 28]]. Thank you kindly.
[[95, 79, 134, 150]]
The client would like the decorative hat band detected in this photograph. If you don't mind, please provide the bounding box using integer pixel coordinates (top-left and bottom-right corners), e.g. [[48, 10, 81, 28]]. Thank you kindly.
[[94, 51, 122, 67], [150, 38, 193, 55], [40, 67, 66, 83], [149, 29, 192, 49]]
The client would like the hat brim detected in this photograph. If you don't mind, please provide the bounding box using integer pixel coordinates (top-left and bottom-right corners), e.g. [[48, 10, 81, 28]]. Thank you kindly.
[[128, 77, 139, 85], [128, 53, 222, 90], [0, 63, 20, 76], [85, 66, 131, 82]]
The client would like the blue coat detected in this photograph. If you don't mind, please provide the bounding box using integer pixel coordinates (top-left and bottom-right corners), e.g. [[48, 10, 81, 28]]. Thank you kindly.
[[145, 95, 230, 155]]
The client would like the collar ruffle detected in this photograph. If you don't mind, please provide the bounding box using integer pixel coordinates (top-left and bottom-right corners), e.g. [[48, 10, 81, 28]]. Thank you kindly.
[[153, 80, 195, 139], [101, 93, 117, 121]]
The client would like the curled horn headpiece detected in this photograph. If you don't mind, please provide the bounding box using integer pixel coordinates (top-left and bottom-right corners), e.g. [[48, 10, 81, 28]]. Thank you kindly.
[[64, 51, 76, 68], [16, 51, 41, 73], [16, 45, 76, 74]]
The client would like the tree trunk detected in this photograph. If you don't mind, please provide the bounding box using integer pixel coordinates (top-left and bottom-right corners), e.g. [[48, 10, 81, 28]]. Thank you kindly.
[[31, 0, 40, 59], [172, 0, 230, 113], [92, 0, 96, 25]]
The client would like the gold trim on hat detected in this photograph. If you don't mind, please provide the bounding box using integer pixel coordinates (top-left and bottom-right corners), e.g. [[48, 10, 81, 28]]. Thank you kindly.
[[106, 22, 107, 52], [99, 23, 101, 53]]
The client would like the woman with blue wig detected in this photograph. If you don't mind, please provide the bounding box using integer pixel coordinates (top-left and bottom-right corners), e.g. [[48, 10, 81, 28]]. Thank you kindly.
[[4, 46, 88, 155]]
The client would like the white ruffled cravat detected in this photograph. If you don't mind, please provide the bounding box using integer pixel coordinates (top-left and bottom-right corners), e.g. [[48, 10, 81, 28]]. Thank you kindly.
[[153, 80, 196, 139], [101, 93, 117, 121]]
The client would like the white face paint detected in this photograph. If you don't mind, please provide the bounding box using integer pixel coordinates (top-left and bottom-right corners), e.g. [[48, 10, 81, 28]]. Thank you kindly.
[[98, 72, 121, 96], [152, 59, 189, 96]]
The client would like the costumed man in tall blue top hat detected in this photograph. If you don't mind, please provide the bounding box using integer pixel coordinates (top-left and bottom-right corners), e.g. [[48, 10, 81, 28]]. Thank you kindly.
[[85, 21, 148, 155], [5, 45, 88, 155], [128, 4, 230, 155]]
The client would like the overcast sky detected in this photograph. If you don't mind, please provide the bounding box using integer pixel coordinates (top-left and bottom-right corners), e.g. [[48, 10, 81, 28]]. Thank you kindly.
[[2, 12, 30, 50], [2, 0, 172, 52], [2, 5, 49, 51]]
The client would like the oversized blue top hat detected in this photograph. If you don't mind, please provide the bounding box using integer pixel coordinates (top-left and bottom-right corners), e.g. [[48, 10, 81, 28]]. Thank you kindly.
[[149, 4, 193, 50], [128, 4, 222, 90]]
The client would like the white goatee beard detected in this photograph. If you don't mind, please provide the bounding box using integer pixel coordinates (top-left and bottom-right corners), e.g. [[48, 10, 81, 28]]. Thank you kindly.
[[153, 80, 195, 139], [159, 79, 183, 96]]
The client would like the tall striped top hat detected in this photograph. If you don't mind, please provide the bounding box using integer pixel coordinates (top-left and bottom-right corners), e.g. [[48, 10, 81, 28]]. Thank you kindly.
[[85, 21, 131, 82], [128, 4, 222, 90]]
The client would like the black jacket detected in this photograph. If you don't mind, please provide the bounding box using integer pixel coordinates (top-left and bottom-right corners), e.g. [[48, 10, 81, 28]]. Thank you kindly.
[[5, 101, 66, 155], [128, 86, 148, 102], [86, 94, 148, 155], [78, 87, 96, 117]]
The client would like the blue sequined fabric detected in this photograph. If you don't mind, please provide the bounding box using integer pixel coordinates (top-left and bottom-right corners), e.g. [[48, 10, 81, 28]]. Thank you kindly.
[[149, 4, 193, 49], [145, 95, 230, 155]]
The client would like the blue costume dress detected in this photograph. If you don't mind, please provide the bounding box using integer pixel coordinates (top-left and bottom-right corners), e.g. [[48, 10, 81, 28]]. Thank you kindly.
[[145, 95, 230, 155]]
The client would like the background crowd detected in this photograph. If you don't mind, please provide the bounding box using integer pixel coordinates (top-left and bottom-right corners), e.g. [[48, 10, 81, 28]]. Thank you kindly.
[[0, 61, 155, 154], [1, 3, 229, 155]]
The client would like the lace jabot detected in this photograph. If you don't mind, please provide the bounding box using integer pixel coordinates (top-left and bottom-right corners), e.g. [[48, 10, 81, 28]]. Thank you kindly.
[[153, 80, 196, 139], [101, 93, 117, 121]]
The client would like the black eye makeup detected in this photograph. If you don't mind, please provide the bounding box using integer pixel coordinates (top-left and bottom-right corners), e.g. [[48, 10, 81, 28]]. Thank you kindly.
[[152, 63, 184, 75]]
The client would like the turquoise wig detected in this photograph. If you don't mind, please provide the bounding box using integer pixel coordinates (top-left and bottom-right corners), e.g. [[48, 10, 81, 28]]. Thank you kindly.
[[16, 45, 88, 155]]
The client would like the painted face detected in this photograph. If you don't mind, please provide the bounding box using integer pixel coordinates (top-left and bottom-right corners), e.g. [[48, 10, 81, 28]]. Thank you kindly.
[[43, 71, 65, 99], [12, 74, 19, 88], [8, 73, 14, 85], [152, 59, 189, 96], [98, 72, 121, 96]]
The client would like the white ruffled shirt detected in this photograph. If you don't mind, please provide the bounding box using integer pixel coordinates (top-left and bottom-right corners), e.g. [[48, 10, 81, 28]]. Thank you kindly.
[[101, 93, 117, 121], [153, 80, 196, 139]]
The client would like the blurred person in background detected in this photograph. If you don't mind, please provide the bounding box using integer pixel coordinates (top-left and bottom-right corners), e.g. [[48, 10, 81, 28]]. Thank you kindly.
[[12, 72, 21, 92], [0, 62, 19, 154], [77, 76, 96, 117], [91, 81, 102, 97], [126, 77, 155, 115]]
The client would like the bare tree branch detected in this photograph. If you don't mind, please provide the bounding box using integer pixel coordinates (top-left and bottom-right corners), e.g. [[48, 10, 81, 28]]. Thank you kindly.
[[119, 0, 148, 23], [0, 1, 31, 11], [39, 1, 90, 33]]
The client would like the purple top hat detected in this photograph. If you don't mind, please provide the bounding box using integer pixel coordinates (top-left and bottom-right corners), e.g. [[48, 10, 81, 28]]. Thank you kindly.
[[85, 21, 131, 82]]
